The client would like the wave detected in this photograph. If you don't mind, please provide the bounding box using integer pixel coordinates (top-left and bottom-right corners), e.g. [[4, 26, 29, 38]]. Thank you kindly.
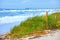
[[0, 9, 60, 24], [0, 15, 31, 24], [0, 9, 60, 12]]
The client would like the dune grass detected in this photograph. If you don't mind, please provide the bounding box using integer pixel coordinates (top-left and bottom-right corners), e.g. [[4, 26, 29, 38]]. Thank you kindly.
[[10, 12, 60, 38]]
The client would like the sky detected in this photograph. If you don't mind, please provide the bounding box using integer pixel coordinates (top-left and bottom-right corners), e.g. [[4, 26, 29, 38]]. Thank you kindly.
[[0, 0, 60, 9]]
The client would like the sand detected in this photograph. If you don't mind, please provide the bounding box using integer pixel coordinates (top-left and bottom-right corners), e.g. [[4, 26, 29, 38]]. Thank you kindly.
[[22, 30, 60, 40]]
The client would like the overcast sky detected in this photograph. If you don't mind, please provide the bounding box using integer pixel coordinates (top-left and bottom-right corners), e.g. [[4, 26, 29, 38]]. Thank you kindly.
[[0, 0, 60, 9]]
